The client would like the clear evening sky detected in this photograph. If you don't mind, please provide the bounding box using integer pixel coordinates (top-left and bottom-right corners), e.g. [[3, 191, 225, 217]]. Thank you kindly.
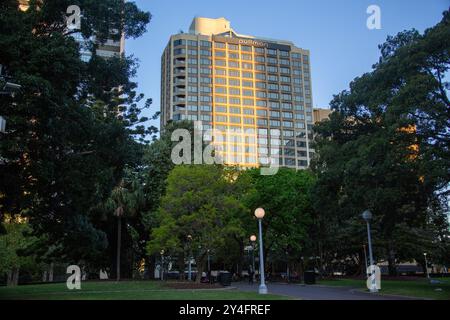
[[126, 0, 449, 133]]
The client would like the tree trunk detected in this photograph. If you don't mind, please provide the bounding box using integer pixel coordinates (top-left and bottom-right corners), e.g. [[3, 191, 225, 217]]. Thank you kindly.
[[116, 215, 122, 281], [7, 267, 19, 286], [196, 259, 204, 284], [178, 253, 185, 281], [387, 245, 397, 276], [48, 262, 54, 282]]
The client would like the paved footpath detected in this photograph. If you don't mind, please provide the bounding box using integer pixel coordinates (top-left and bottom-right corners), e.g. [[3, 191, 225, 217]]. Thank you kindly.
[[234, 282, 418, 300]]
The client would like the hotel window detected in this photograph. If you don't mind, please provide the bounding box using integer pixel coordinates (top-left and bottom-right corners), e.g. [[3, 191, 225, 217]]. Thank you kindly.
[[306, 115, 313, 121], [188, 58, 198, 64], [243, 108, 254, 115], [241, 45, 252, 52], [297, 150, 307, 157], [200, 40, 211, 47], [294, 86, 303, 93], [229, 61, 239, 68], [258, 147, 268, 154], [303, 55, 309, 62], [280, 76, 291, 83], [215, 50, 226, 57], [242, 81, 253, 87], [174, 39, 186, 46], [215, 42, 225, 49], [280, 59, 290, 66], [267, 66, 278, 73], [268, 75, 278, 82], [258, 128, 268, 135], [281, 85, 291, 92], [294, 95, 303, 102], [283, 121, 293, 127], [201, 114, 212, 121], [294, 104, 304, 111], [255, 56, 265, 63], [200, 58, 211, 65], [257, 119, 268, 126], [188, 86, 198, 93], [279, 50, 289, 57], [283, 112, 293, 119], [188, 77, 198, 83], [256, 73, 266, 80], [271, 138, 281, 146], [242, 62, 253, 70], [229, 79, 240, 86], [243, 89, 254, 97], [187, 40, 198, 46], [244, 117, 254, 125], [243, 99, 254, 106], [229, 52, 239, 59], [257, 109, 267, 117], [188, 49, 198, 55], [291, 52, 301, 59], [281, 94, 292, 100], [215, 59, 226, 66], [255, 64, 265, 71], [201, 105, 212, 112], [215, 115, 227, 122], [229, 97, 241, 105], [298, 160, 308, 167], [241, 54, 252, 61], [215, 68, 226, 76], [295, 122, 306, 129], [270, 111, 280, 118], [284, 148, 295, 157], [200, 77, 212, 84], [255, 47, 265, 54], [230, 116, 241, 124], [215, 87, 227, 94], [200, 49, 211, 56], [267, 57, 277, 64], [268, 92, 279, 99], [269, 101, 280, 109], [256, 82, 266, 89], [215, 96, 227, 104], [186, 114, 198, 120], [270, 120, 280, 127], [229, 70, 240, 77], [295, 113, 305, 120], [282, 102, 293, 110], [256, 100, 267, 107], [280, 67, 290, 74], [200, 68, 211, 74], [292, 61, 302, 67], [242, 71, 253, 78], [229, 88, 240, 96], [200, 96, 212, 102], [216, 105, 227, 113], [187, 105, 198, 111], [229, 107, 241, 114], [283, 130, 294, 137], [215, 77, 226, 84], [267, 49, 277, 56], [174, 48, 186, 55], [187, 96, 198, 102], [293, 68, 302, 75], [228, 44, 238, 51], [268, 83, 279, 91], [200, 86, 211, 93], [256, 91, 267, 98]]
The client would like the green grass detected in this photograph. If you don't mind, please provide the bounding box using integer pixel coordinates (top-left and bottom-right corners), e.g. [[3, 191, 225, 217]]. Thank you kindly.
[[317, 277, 450, 300], [0, 281, 287, 300]]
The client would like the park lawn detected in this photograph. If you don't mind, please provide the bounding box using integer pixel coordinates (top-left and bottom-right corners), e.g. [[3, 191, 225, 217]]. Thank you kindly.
[[317, 278, 450, 300], [0, 281, 287, 300]]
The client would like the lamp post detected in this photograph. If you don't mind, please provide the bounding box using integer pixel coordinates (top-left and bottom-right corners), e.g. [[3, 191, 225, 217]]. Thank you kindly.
[[250, 235, 256, 283], [207, 249, 211, 283], [362, 209, 377, 293], [423, 253, 430, 280], [363, 244, 368, 277], [160, 249, 165, 281], [254, 208, 267, 294], [187, 235, 192, 281]]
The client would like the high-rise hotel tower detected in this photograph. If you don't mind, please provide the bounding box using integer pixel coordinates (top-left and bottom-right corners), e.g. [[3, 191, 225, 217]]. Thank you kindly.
[[161, 17, 315, 169]]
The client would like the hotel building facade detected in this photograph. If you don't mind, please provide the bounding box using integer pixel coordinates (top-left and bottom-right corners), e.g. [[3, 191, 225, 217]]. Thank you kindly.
[[161, 17, 315, 169]]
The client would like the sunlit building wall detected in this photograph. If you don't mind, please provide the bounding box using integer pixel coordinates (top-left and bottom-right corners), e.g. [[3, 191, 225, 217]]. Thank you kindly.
[[161, 17, 315, 168]]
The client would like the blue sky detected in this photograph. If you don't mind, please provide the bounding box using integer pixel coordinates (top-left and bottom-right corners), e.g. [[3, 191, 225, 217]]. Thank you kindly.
[[126, 0, 449, 131]]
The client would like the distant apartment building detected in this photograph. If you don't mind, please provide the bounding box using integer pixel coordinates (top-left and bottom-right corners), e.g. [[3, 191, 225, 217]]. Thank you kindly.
[[313, 108, 332, 124], [161, 17, 315, 169]]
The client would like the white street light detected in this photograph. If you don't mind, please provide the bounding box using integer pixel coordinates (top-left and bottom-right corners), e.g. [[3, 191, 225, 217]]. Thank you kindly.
[[160, 249, 165, 281], [362, 209, 378, 293], [423, 252, 430, 280], [254, 208, 267, 294]]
